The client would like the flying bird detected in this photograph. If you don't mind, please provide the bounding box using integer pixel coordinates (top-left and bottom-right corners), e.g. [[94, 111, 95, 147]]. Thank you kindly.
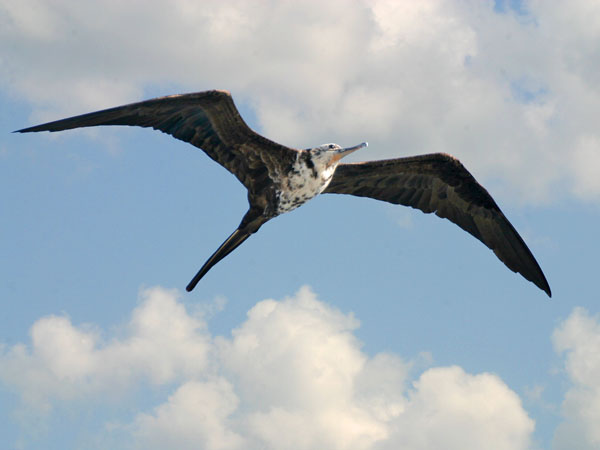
[[16, 90, 551, 296]]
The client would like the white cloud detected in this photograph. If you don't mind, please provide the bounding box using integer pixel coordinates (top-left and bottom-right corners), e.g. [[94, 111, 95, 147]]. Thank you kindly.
[[214, 286, 389, 450], [133, 379, 243, 450], [3, 0, 600, 203], [380, 366, 534, 450], [217, 286, 365, 411], [569, 135, 600, 198], [0, 285, 535, 449], [0, 286, 210, 409], [552, 307, 600, 450]]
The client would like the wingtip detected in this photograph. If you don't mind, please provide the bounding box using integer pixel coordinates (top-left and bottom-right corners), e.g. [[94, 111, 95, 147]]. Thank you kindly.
[[13, 124, 50, 133], [535, 278, 551, 298], [537, 273, 552, 298]]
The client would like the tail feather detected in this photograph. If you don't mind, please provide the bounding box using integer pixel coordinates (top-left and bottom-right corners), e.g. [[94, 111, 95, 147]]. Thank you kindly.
[[186, 228, 251, 292]]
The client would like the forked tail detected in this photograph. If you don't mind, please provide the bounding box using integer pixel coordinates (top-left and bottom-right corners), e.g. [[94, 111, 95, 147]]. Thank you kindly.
[[186, 228, 251, 292]]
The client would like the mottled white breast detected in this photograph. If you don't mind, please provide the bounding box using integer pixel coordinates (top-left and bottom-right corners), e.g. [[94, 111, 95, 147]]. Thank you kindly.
[[276, 155, 336, 214]]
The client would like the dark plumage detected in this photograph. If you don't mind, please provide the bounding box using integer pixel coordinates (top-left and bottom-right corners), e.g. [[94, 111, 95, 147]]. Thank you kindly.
[[16, 90, 551, 296]]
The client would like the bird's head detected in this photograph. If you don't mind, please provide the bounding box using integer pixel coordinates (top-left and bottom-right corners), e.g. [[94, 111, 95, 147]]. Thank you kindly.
[[309, 142, 368, 169]]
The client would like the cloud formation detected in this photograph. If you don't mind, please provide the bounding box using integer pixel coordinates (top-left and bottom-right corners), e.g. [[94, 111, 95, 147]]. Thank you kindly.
[[0, 287, 210, 410], [1, 286, 534, 449], [2, 0, 600, 203], [553, 307, 600, 449]]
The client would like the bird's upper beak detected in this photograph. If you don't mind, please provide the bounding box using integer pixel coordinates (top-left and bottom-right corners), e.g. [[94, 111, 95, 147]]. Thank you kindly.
[[332, 142, 368, 163]]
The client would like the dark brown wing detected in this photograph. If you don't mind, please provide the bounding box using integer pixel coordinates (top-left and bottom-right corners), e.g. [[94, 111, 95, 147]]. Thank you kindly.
[[324, 153, 551, 296], [16, 90, 299, 191]]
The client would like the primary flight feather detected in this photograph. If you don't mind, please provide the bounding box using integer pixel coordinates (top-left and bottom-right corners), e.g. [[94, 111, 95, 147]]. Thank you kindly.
[[16, 90, 551, 296]]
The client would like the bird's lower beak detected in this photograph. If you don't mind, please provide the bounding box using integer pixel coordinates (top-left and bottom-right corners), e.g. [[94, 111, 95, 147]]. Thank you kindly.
[[333, 142, 368, 162], [339, 142, 368, 157]]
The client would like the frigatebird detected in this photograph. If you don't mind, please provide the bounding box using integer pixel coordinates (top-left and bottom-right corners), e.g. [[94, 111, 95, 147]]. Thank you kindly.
[[16, 90, 551, 296]]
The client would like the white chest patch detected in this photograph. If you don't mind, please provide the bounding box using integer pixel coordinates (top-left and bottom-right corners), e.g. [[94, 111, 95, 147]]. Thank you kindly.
[[276, 157, 335, 214]]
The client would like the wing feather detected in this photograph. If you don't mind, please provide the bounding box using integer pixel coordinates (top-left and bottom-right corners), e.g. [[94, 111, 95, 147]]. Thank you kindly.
[[324, 153, 551, 296], [16, 90, 298, 191]]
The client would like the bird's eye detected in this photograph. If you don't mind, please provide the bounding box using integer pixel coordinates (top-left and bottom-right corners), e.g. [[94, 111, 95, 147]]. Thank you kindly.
[[329, 144, 334, 149]]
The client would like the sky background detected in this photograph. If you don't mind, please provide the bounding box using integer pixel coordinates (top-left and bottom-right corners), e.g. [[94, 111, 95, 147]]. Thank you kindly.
[[1, 0, 600, 449]]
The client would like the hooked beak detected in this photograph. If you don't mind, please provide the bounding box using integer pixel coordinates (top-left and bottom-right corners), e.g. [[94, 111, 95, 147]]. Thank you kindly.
[[332, 142, 368, 163]]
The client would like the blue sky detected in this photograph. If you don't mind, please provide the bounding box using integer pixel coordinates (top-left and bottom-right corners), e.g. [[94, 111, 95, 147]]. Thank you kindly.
[[2, 1, 600, 449]]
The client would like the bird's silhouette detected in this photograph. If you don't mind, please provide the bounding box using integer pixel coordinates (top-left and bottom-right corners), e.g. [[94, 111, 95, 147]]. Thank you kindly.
[[16, 90, 551, 296]]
